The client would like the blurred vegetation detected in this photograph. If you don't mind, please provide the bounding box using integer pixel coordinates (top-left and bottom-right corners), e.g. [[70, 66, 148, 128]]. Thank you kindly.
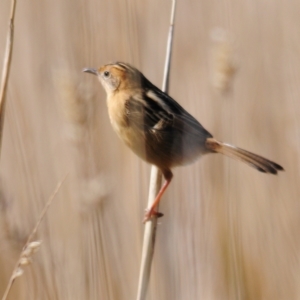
[[0, 0, 299, 299]]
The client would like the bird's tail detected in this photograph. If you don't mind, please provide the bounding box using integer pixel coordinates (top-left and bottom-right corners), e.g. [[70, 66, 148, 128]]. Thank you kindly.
[[205, 138, 284, 174]]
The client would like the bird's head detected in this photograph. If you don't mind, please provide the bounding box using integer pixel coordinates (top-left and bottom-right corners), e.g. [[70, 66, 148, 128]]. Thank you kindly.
[[83, 62, 143, 95]]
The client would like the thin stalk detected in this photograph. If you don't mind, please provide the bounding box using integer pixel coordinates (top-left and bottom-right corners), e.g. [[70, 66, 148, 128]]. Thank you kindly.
[[0, 0, 17, 158], [136, 1, 177, 299]]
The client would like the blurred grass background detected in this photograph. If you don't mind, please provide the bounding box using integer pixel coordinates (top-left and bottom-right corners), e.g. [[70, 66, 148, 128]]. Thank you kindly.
[[0, 0, 299, 299]]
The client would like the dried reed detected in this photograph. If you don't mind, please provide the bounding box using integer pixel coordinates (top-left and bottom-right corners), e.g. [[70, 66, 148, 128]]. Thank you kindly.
[[0, 0, 16, 156], [136, 1, 177, 299]]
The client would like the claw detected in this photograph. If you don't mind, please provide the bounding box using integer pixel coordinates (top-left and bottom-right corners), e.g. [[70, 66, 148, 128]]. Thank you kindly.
[[143, 209, 164, 223]]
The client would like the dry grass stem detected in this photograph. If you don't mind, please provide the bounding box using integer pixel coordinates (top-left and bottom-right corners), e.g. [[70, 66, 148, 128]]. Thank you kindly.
[[136, 1, 177, 299], [0, 0, 17, 157], [1, 174, 68, 300]]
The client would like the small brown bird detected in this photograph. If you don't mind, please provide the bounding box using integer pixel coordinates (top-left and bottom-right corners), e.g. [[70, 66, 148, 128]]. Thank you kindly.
[[83, 62, 284, 223]]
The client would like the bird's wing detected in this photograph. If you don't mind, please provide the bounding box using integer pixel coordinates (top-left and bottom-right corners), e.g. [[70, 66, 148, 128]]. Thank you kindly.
[[143, 80, 212, 138], [125, 76, 212, 140], [125, 94, 174, 133]]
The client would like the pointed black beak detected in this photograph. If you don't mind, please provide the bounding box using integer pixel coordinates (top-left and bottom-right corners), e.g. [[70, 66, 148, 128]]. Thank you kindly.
[[83, 68, 98, 76]]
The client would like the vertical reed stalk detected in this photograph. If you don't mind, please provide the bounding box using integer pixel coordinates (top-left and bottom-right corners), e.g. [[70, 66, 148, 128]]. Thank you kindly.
[[0, 0, 17, 158], [136, 1, 177, 299]]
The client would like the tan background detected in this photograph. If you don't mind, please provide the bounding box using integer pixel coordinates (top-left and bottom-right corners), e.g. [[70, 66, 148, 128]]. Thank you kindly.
[[0, 0, 299, 299]]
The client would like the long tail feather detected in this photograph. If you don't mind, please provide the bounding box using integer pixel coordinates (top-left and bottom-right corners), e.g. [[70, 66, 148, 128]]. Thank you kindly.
[[205, 138, 284, 174]]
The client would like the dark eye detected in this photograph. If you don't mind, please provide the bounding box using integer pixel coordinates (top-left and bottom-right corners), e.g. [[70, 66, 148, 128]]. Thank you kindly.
[[104, 71, 110, 77]]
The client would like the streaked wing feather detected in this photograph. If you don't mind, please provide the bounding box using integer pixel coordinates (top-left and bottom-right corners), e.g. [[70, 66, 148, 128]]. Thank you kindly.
[[125, 76, 212, 140], [125, 96, 173, 132], [143, 77, 212, 137]]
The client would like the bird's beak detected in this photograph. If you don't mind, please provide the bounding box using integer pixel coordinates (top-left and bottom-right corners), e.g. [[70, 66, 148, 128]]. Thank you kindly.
[[83, 68, 98, 76]]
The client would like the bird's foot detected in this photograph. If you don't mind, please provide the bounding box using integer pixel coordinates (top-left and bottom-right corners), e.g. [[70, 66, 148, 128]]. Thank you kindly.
[[143, 208, 164, 224]]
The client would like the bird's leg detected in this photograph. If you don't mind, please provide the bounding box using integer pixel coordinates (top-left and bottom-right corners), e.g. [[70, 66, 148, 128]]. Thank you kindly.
[[143, 169, 173, 223]]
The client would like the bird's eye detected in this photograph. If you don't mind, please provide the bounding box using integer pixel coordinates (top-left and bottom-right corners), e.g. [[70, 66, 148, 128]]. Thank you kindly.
[[104, 71, 110, 77]]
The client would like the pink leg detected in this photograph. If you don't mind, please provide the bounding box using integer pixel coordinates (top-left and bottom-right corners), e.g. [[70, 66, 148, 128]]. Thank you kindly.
[[143, 170, 173, 223]]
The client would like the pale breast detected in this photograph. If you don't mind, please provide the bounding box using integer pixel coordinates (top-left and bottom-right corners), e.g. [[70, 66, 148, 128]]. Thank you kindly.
[[106, 94, 148, 161]]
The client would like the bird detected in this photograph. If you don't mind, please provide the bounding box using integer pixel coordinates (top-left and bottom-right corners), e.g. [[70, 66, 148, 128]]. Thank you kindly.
[[83, 62, 284, 223]]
